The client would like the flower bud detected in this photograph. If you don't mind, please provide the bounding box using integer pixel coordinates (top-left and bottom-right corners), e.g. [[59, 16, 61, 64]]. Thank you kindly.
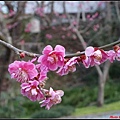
[[20, 52, 25, 58]]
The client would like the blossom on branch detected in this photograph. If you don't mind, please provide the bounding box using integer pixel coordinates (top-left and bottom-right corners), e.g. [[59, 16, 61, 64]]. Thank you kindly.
[[38, 45, 65, 71], [85, 46, 108, 67], [57, 57, 79, 76], [3, 37, 120, 110], [36, 64, 49, 82], [8, 60, 38, 83], [21, 80, 44, 101], [40, 87, 64, 110]]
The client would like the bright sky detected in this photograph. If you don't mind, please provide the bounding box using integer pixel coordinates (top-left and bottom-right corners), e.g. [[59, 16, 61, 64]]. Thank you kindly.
[[0, 1, 105, 14]]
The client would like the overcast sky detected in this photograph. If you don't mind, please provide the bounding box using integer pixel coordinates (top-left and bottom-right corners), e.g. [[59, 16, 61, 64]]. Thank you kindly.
[[0, 1, 105, 14], [25, 1, 105, 14]]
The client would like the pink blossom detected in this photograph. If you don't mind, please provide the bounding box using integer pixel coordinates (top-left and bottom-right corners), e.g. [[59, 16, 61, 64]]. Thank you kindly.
[[98, 1, 103, 7], [62, 35, 65, 39], [106, 50, 116, 63], [54, 12, 59, 17], [113, 45, 120, 61], [9, 10, 16, 17], [61, 14, 67, 18], [21, 80, 44, 101], [52, 19, 57, 23], [115, 49, 120, 61], [72, 20, 77, 26], [62, 27, 66, 31], [80, 55, 91, 68], [112, 45, 120, 61], [67, 32, 71, 37], [92, 12, 99, 19], [36, 64, 48, 82], [85, 46, 108, 67], [20, 40, 25, 45], [56, 57, 78, 76], [52, 26, 56, 30], [78, 4, 82, 8], [4, 9, 16, 18], [89, 18, 93, 21], [6, 22, 18, 30], [8, 60, 38, 83], [87, 14, 91, 19], [35, 7, 44, 17], [93, 24, 99, 31], [72, 34, 77, 40], [38, 45, 65, 71], [72, 28, 77, 33], [40, 87, 64, 110], [45, 34, 52, 40], [24, 23, 32, 33]]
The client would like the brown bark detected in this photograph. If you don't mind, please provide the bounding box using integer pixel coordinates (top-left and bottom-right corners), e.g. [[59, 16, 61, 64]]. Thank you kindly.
[[0, 47, 11, 92], [97, 61, 111, 106]]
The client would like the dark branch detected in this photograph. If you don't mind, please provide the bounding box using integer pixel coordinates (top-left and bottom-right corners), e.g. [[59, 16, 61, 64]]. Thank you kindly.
[[0, 39, 120, 59]]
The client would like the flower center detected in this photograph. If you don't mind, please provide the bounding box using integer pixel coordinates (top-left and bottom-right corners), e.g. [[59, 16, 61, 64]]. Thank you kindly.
[[48, 54, 58, 63], [15, 68, 28, 82], [94, 50, 102, 61]]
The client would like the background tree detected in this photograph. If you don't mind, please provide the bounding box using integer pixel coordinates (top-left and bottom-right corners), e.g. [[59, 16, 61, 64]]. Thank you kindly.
[[0, 1, 120, 118]]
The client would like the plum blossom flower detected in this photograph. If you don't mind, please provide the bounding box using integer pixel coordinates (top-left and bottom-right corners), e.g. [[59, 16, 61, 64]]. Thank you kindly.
[[45, 34, 52, 40], [72, 20, 77, 26], [36, 64, 49, 82], [40, 87, 64, 110], [56, 57, 78, 76], [67, 32, 71, 37], [80, 55, 91, 68], [24, 23, 32, 33], [21, 80, 44, 101], [8, 60, 38, 83], [85, 46, 108, 67], [93, 24, 99, 31], [38, 45, 65, 71], [106, 50, 116, 63], [35, 7, 44, 17], [107, 45, 120, 62], [61, 35, 65, 39], [113, 45, 120, 61], [9, 10, 16, 17]]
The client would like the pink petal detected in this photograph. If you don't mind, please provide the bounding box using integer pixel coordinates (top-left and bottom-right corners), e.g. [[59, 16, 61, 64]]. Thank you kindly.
[[31, 89, 37, 95], [49, 63, 58, 71], [85, 46, 94, 56], [42, 45, 53, 55], [55, 45, 65, 56], [56, 90, 64, 96]]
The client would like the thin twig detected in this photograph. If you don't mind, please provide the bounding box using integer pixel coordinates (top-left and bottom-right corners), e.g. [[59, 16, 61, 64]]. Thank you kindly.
[[0, 39, 40, 58], [0, 39, 120, 59]]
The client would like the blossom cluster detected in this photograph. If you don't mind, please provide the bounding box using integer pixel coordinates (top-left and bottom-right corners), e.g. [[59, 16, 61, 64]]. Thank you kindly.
[[8, 44, 120, 110]]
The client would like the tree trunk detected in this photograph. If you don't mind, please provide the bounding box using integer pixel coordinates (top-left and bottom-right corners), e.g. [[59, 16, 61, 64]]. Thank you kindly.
[[97, 75, 105, 106], [97, 61, 111, 107], [0, 47, 11, 92]]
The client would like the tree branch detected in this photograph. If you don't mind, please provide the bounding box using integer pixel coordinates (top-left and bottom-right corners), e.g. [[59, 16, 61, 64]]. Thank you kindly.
[[0, 40, 40, 58], [0, 39, 120, 59]]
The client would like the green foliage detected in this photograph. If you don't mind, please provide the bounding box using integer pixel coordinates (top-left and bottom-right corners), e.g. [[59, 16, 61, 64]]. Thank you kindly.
[[0, 93, 27, 118], [60, 77, 120, 108], [61, 86, 98, 108], [31, 110, 61, 118], [0, 77, 120, 118], [104, 79, 120, 104], [109, 61, 120, 79], [30, 105, 75, 118]]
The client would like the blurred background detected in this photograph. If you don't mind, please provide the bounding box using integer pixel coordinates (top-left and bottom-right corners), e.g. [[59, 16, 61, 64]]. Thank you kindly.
[[0, 1, 120, 118]]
